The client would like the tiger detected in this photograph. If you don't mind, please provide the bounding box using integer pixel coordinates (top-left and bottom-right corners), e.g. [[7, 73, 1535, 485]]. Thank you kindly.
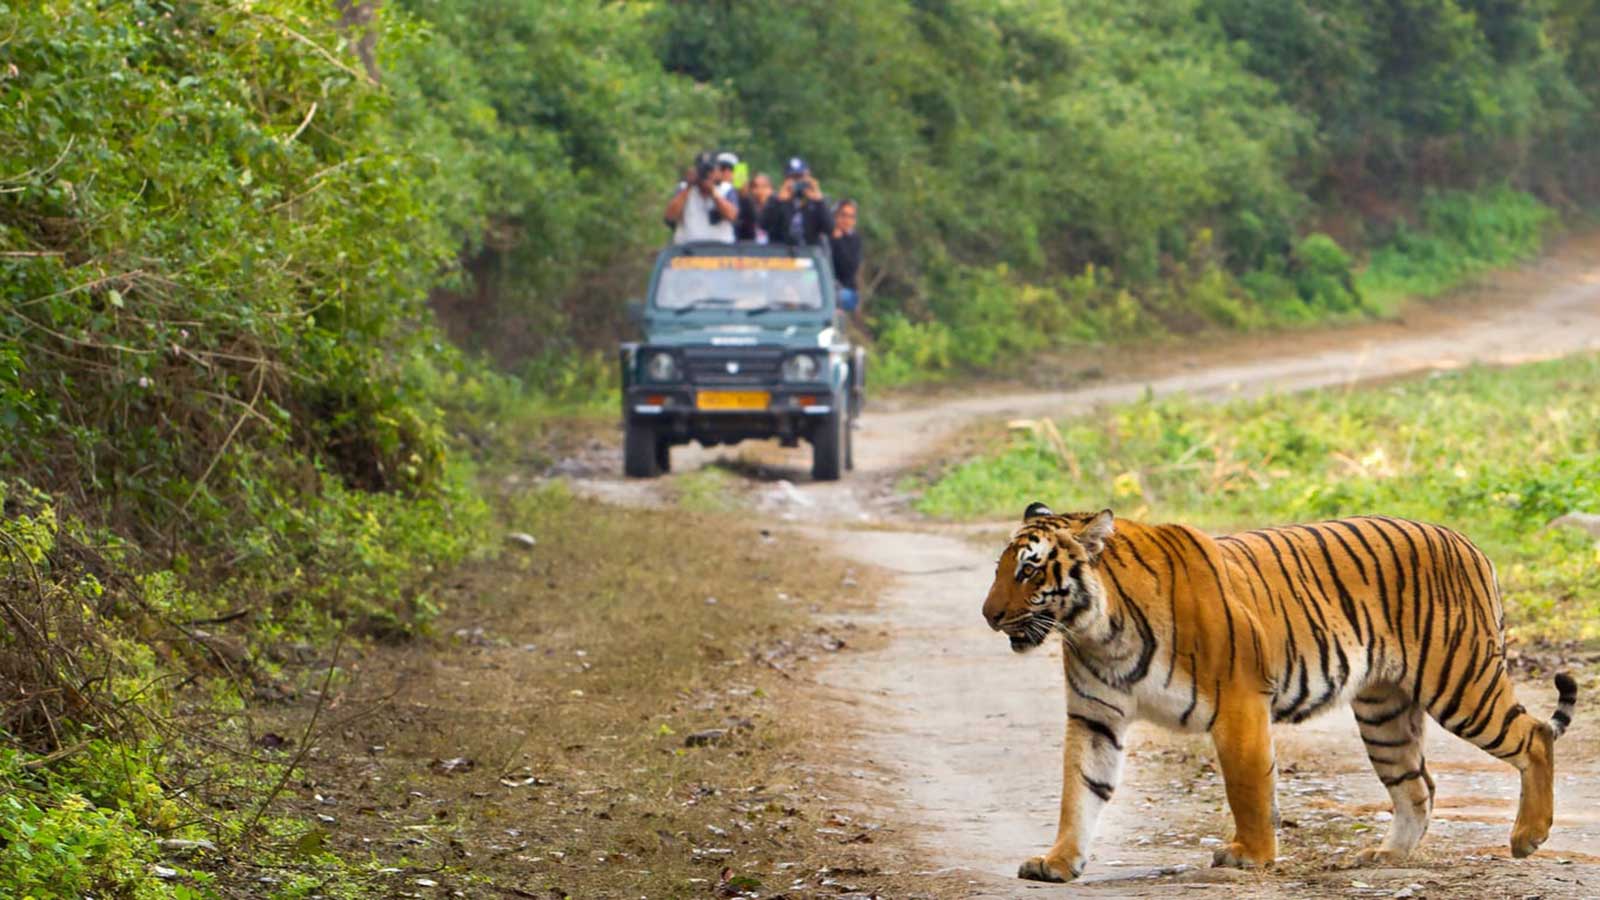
[[981, 502, 1579, 883]]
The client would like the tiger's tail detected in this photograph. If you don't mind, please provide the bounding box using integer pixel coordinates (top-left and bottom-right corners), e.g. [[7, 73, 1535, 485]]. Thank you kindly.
[[1549, 672, 1578, 741]]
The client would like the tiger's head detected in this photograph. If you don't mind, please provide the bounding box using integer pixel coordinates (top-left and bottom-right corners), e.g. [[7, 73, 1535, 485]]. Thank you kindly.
[[982, 502, 1115, 654]]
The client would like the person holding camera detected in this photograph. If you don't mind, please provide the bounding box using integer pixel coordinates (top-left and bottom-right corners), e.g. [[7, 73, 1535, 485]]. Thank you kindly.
[[664, 151, 739, 244], [761, 157, 833, 247]]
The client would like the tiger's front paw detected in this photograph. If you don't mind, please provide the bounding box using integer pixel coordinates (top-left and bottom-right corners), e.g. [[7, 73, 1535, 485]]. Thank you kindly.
[[1017, 853, 1081, 883], [1211, 841, 1273, 869]]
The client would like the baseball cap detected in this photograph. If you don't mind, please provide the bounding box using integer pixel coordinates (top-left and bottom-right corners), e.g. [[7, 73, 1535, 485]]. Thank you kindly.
[[784, 156, 808, 177], [716, 151, 739, 168]]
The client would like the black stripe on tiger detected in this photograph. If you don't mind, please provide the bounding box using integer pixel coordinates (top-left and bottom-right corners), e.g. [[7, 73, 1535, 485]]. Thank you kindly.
[[1081, 772, 1115, 802], [1550, 672, 1578, 740], [1070, 714, 1123, 750]]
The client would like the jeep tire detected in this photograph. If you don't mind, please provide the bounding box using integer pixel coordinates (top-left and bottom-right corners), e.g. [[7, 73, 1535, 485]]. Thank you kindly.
[[811, 407, 846, 481], [656, 436, 672, 473], [624, 422, 662, 478]]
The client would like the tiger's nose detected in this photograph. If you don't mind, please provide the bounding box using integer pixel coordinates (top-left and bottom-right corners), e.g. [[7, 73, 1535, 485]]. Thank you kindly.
[[986, 609, 1005, 630]]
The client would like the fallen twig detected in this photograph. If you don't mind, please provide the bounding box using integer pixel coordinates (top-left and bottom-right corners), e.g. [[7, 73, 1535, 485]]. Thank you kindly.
[[235, 628, 345, 848]]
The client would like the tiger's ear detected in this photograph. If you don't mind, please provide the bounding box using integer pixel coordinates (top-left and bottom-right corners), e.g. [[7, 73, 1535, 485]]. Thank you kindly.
[[1023, 501, 1054, 522], [1077, 508, 1115, 557]]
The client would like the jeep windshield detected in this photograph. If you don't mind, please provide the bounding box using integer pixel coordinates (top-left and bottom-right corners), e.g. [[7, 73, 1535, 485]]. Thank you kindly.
[[652, 255, 824, 314]]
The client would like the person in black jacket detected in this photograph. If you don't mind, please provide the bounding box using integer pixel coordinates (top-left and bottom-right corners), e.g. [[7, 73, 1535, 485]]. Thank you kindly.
[[761, 157, 833, 247], [735, 172, 774, 243], [830, 199, 862, 318]]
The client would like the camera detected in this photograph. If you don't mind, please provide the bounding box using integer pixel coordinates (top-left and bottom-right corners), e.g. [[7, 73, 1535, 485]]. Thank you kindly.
[[694, 153, 716, 184]]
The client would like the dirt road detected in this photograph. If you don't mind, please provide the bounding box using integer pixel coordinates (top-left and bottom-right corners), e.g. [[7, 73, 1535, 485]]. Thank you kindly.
[[576, 237, 1600, 897]]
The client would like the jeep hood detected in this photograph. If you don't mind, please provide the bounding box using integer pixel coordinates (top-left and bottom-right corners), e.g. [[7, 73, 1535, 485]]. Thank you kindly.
[[642, 319, 835, 349]]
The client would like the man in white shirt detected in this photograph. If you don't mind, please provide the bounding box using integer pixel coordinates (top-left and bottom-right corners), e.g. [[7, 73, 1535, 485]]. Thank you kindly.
[[664, 152, 738, 244]]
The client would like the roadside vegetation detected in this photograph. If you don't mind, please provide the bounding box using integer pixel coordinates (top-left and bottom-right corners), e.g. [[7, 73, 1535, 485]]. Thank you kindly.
[[910, 354, 1600, 641]]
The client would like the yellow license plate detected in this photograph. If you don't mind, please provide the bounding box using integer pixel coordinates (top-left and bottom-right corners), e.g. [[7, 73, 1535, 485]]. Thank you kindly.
[[696, 390, 770, 411]]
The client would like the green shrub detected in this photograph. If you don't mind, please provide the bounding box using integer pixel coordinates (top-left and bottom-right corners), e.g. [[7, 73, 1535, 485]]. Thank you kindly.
[[0, 743, 195, 899], [1292, 233, 1363, 313], [1358, 187, 1555, 313]]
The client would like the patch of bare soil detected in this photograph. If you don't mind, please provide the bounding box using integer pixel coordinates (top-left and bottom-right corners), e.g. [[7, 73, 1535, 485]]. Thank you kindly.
[[251, 489, 954, 898]]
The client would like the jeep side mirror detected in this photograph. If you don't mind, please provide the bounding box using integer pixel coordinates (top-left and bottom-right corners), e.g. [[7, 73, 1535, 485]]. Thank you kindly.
[[624, 299, 645, 326]]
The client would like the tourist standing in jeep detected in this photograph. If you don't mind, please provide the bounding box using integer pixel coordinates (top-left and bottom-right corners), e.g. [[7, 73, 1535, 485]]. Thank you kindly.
[[664, 151, 739, 244], [831, 198, 863, 321], [762, 157, 833, 246]]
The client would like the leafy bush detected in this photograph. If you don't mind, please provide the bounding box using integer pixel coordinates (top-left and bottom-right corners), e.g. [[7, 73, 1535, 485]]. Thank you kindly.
[[1293, 234, 1363, 314], [1, 2, 464, 533], [1, 8, 497, 892]]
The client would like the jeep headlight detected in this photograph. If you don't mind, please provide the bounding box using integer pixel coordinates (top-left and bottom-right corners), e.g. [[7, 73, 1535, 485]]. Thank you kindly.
[[782, 353, 821, 382], [644, 351, 679, 382]]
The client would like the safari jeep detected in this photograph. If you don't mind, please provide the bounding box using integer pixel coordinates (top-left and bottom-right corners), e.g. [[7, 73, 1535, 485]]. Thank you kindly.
[[618, 241, 864, 480]]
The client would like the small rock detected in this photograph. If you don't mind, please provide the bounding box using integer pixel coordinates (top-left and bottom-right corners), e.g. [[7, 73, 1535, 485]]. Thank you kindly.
[[685, 729, 727, 748], [416, 877, 439, 887], [499, 768, 551, 788], [157, 839, 217, 853], [1548, 511, 1600, 536], [774, 480, 813, 507], [151, 865, 180, 879], [505, 532, 537, 549], [705, 596, 718, 605], [429, 757, 475, 775], [256, 732, 290, 751]]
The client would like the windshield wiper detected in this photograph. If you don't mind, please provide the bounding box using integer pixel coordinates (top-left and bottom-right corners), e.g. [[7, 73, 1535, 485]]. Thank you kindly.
[[673, 297, 739, 315], [746, 303, 815, 316]]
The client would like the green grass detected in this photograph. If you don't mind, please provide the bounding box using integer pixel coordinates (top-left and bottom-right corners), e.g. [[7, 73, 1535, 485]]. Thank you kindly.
[[911, 354, 1600, 640], [674, 466, 739, 512]]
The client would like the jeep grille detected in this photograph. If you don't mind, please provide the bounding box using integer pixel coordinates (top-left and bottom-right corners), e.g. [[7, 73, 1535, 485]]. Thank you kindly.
[[684, 347, 783, 384]]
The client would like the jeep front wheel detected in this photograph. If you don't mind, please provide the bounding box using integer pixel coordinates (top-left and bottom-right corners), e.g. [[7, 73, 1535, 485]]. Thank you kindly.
[[624, 422, 662, 478], [811, 409, 845, 481]]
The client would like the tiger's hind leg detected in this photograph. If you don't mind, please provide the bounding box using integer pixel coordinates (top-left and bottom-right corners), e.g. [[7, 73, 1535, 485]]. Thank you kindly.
[[1352, 687, 1434, 865], [1430, 665, 1560, 858]]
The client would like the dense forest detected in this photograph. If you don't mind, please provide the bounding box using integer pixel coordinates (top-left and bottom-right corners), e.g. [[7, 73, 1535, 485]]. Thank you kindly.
[[3, 0, 1600, 894]]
